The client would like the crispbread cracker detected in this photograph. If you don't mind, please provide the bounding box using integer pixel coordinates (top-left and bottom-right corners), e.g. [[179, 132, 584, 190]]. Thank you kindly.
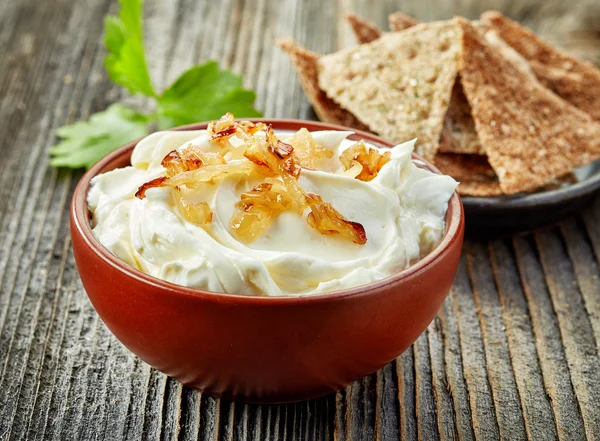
[[388, 12, 419, 32], [441, 21, 533, 155], [433, 153, 577, 196], [434, 152, 495, 181], [438, 81, 485, 154], [318, 20, 463, 161], [482, 11, 600, 121], [456, 180, 503, 197], [277, 39, 369, 131], [347, 13, 382, 44], [386, 13, 485, 155], [455, 174, 576, 197], [477, 24, 537, 78], [433, 153, 502, 196], [543, 173, 578, 189], [458, 19, 600, 194]]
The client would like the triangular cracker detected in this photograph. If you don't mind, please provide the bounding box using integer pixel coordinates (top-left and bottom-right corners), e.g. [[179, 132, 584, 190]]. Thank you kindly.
[[385, 13, 485, 155], [346, 13, 382, 44], [433, 153, 502, 196], [456, 179, 503, 197], [481, 11, 600, 121], [318, 13, 486, 156], [276, 39, 369, 131], [434, 153, 495, 181], [442, 20, 546, 156], [458, 19, 600, 194], [318, 20, 464, 161], [438, 81, 485, 154], [388, 12, 419, 32], [440, 21, 535, 156], [434, 152, 577, 196]]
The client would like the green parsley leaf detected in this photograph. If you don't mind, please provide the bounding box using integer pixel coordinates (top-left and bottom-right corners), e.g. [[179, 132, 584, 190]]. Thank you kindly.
[[50, 104, 149, 169], [104, 0, 155, 97], [156, 61, 262, 129], [50, 0, 264, 169]]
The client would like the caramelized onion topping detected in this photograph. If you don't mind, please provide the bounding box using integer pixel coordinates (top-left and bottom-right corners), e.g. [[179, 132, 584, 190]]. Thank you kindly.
[[207, 112, 236, 141], [207, 112, 267, 143], [136, 113, 368, 244], [135, 177, 167, 198], [242, 126, 304, 212], [306, 193, 367, 244], [287, 128, 333, 169], [174, 193, 213, 226], [165, 162, 257, 189], [230, 181, 295, 243], [161, 146, 225, 177], [339, 140, 391, 181]]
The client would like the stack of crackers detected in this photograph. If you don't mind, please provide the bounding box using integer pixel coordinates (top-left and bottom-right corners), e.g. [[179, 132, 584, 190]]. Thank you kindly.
[[278, 12, 600, 196]]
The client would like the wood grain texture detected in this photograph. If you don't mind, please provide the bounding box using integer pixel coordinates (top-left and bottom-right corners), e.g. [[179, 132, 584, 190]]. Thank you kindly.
[[449, 257, 501, 440], [513, 236, 587, 440], [436, 298, 475, 441], [535, 229, 600, 439], [488, 240, 558, 441], [0, 0, 599, 440], [426, 317, 456, 441]]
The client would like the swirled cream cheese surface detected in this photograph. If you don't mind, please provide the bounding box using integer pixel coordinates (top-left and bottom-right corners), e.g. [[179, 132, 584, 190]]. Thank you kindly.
[[88, 124, 457, 296]]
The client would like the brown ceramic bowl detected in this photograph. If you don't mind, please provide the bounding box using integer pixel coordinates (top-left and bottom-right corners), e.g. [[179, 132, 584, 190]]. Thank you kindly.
[[71, 119, 464, 403]]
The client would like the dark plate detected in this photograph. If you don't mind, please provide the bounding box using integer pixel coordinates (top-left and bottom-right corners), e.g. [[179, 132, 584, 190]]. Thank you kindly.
[[462, 160, 600, 235]]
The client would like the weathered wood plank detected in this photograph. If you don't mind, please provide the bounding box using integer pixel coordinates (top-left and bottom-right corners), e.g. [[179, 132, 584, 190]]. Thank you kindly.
[[344, 378, 364, 440], [100, 342, 138, 440], [306, 400, 317, 441], [513, 235, 587, 440], [413, 333, 440, 441], [342, 373, 377, 440], [160, 378, 182, 440], [465, 242, 527, 440], [142, 371, 168, 441], [362, 374, 378, 441], [436, 298, 475, 441], [1, 171, 69, 440], [31, 270, 82, 441], [3, 3, 114, 437], [560, 218, 600, 352], [334, 390, 346, 441], [449, 256, 500, 440], [535, 228, 600, 439], [199, 395, 219, 441], [280, 403, 293, 440], [582, 199, 600, 264], [0, 0, 89, 366], [260, 405, 274, 441], [237, 403, 252, 441], [488, 239, 558, 441], [10, 191, 67, 438], [426, 317, 457, 441], [55, 285, 101, 441], [178, 389, 201, 441], [121, 358, 153, 441], [217, 399, 235, 441], [374, 362, 400, 441], [77, 323, 113, 441], [396, 350, 417, 441], [0, 168, 57, 417], [24, 241, 78, 441], [270, 405, 284, 441]]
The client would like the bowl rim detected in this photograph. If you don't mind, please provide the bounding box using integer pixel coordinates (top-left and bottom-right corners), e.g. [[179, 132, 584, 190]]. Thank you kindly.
[[71, 118, 464, 304]]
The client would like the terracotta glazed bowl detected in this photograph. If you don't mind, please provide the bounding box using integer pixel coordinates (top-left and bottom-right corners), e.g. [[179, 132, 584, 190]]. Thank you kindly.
[[71, 119, 464, 403]]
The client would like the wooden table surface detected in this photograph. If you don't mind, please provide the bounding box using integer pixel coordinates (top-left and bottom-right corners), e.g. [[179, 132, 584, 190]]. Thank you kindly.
[[1, 0, 600, 439]]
